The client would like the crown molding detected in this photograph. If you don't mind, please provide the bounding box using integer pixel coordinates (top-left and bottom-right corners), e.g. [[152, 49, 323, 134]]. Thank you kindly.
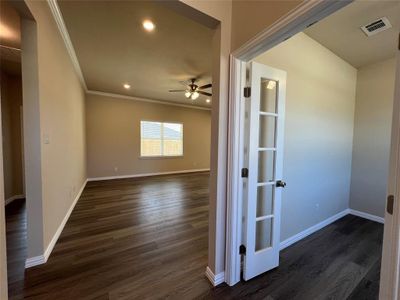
[[47, 1, 211, 112], [86, 90, 212, 111], [47, 0, 88, 91]]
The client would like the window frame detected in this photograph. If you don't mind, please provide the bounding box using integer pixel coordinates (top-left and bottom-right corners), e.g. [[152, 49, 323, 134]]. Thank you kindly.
[[139, 120, 184, 158]]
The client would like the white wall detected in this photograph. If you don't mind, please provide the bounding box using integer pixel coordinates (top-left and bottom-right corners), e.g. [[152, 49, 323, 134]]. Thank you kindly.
[[350, 58, 396, 217], [256, 33, 357, 241]]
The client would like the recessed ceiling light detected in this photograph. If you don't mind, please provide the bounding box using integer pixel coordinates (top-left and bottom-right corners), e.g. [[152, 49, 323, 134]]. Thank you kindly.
[[143, 20, 155, 32], [206, 99, 211, 103], [123, 84, 131, 89]]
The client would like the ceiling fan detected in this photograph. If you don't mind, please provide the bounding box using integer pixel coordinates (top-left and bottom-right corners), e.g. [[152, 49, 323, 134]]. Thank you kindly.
[[169, 78, 212, 100]]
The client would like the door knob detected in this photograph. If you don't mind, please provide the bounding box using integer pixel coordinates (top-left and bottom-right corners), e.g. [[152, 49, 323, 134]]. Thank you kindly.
[[276, 180, 286, 188]]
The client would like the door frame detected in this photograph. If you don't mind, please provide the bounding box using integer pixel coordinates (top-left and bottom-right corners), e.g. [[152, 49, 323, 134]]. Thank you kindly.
[[225, 0, 353, 285], [380, 49, 400, 300], [225, 0, 397, 292]]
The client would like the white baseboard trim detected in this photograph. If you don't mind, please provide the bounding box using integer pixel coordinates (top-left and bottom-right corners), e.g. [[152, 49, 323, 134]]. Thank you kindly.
[[25, 179, 88, 268], [5, 194, 25, 206], [279, 208, 384, 252], [25, 255, 46, 268], [280, 209, 349, 251], [87, 169, 210, 182], [349, 209, 384, 224], [205, 266, 225, 286]]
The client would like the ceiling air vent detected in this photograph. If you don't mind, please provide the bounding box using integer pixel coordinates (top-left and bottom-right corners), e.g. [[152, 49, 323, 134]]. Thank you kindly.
[[361, 17, 392, 37]]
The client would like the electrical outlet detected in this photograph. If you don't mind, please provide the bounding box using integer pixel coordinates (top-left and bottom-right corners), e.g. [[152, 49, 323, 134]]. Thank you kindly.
[[114, 167, 118, 172], [315, 203, 320, 209]]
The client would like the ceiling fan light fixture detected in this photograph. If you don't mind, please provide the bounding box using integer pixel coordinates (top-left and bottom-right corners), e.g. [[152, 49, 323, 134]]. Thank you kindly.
[[191, 91, 199, 100], [169, 78, 212, 100]]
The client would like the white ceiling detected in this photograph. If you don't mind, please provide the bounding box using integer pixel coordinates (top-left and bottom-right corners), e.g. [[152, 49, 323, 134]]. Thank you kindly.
[[304, 0, 400, 68], [57, 0, 213, 108]]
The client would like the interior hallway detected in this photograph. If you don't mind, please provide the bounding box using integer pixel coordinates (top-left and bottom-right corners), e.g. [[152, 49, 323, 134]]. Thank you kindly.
[[6, 172, 382, 299]]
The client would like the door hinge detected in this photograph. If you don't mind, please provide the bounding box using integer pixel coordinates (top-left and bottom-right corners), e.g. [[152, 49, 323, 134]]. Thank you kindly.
[[241, 168, 248, 178], [244, 87, 251, 98], [239, 244, 246, 255], [387, 195, 394, 215]]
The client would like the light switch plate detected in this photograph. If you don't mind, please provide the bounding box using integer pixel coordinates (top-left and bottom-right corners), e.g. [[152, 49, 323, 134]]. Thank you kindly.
[[43, 134, 50, 144]]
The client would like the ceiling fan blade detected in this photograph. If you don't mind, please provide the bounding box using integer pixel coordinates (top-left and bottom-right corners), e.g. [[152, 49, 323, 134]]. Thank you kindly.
[[198, 91, 212, 96], [198, 83, 212, 90], [169, 90, 186, 92]]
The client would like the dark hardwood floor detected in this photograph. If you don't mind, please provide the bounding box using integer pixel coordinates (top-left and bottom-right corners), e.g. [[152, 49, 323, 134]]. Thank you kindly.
[[6, 172, 383, 299], [6, 198, 27, 299], [205, 215, 383, 300]]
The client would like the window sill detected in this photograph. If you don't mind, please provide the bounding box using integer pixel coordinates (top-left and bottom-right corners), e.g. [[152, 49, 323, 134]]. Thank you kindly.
[[139, 155, 184, 160]]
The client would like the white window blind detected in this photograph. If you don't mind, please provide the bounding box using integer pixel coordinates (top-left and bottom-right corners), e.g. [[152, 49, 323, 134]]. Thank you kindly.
[[140, 121, 183, 157]]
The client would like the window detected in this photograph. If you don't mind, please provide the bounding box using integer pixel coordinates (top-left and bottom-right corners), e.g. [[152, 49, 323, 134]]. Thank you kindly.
[[140, 121, 183, 157]]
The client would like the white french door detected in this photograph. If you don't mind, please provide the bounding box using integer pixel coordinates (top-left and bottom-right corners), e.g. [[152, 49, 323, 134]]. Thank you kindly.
[[243, 61, 287, 281]]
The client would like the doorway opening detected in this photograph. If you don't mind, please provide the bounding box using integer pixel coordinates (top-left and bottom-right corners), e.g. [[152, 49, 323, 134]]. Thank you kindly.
[[1, 1, 27, 297], [227, 0, 400, 298], [1, 0, 222, 298]]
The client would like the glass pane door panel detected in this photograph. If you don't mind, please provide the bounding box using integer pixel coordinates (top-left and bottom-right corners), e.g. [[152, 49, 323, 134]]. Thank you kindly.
[[256, 185, 274, 217], [260, 79, 277, 113], [258, 150, 275, 183], [255, 218, 273, 251], [259, 115, 276, 148]]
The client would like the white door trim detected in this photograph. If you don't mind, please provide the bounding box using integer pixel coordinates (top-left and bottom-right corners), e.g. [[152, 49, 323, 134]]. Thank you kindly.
[[225, 0, 354, 286], [225, 56, 247, 285], [380, 49, 400, 300]]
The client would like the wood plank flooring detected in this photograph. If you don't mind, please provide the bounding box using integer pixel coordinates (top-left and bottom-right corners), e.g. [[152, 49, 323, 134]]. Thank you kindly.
[[5, 198, 27, 299], [6, 172, 383, 299]]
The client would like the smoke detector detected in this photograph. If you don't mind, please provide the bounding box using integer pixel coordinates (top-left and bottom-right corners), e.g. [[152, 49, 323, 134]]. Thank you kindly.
[[361, 17, 392, 37]]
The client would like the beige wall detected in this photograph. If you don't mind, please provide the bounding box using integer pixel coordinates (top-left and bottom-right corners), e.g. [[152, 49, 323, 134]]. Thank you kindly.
[[24, 1, 87, 255], [1, 71, 24, 202], [231, 0, 302, 51], [86, 93, 211, 178], [21, 16, 45, 259], [179, 0, 232, 275], [180, 0, 304, 277], [0, 70, 8, 300], [256, 32, 357, 241], [350, 58, 396, 217]]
